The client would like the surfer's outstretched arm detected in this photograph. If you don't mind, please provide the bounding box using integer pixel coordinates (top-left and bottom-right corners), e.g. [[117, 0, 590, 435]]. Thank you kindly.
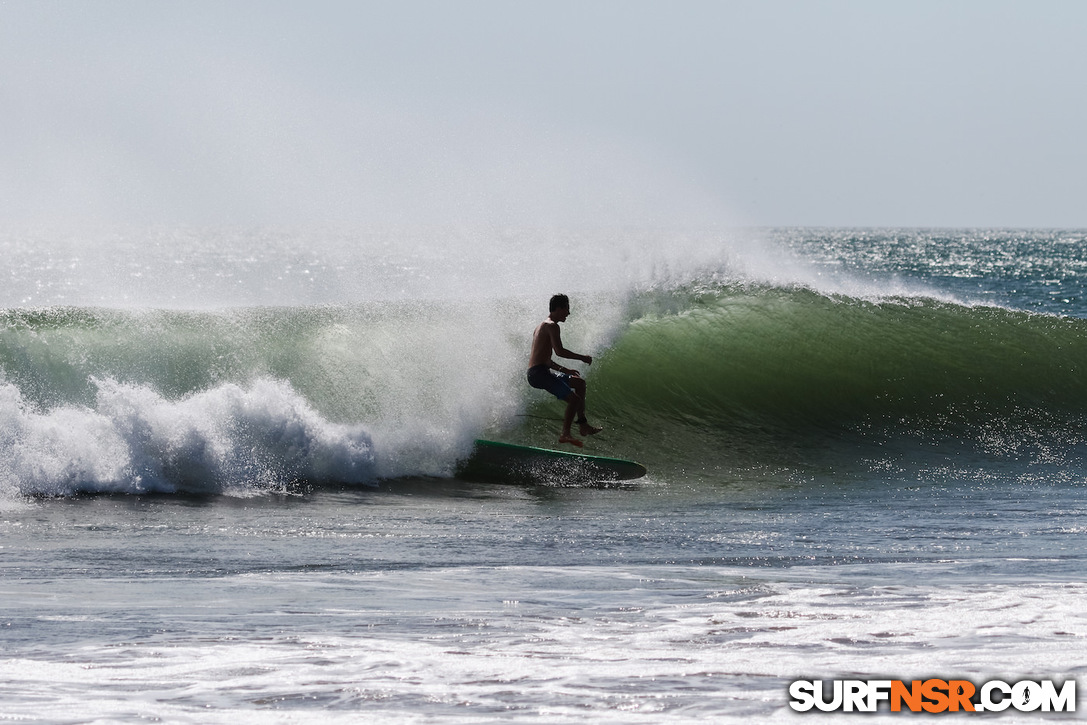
[[545, 323, 592, 366]]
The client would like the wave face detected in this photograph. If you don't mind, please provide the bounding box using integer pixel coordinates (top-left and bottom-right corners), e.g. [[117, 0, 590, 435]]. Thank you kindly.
[[600, 286, 1087, 426], [3, 228, 1087, 498], [576, 285, 1087, 474]]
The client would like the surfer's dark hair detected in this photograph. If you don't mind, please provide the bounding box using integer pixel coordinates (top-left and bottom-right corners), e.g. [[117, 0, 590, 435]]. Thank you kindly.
[[549, 293, 569, 312]]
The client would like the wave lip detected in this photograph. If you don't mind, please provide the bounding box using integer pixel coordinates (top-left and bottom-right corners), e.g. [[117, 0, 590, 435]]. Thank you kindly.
[[0, 377, 374, 499]]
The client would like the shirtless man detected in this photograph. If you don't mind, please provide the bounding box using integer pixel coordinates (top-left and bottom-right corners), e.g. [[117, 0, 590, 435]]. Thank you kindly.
[[527, 293, 603, 447]]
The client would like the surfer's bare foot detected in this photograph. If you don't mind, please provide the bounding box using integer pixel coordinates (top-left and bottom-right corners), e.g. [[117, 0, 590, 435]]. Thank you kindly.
[[578, 423, 603, 436], [559, 433, 584, 448]]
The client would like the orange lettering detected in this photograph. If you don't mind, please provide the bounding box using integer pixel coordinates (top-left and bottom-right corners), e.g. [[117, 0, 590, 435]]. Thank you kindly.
[[891, 680, 923, 712], [948, 680, 976, 712], [921, 679, 950, 713]]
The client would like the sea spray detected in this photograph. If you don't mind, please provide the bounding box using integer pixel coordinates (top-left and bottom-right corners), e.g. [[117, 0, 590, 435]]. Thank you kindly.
[[0, 226, 773, 308]]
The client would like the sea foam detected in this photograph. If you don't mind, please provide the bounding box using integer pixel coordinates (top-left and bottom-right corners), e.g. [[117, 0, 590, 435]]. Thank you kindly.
[[0, 377, 374, 500]]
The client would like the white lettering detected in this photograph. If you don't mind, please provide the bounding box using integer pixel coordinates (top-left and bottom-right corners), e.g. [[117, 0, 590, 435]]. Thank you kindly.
[[981, 680, 1012, 712], [866, 679, 893, 711], [1040, 680, 1076, 712], [788, 680, 816, 712], [843, 680, 869, 712], [813, 679, 843, 712]]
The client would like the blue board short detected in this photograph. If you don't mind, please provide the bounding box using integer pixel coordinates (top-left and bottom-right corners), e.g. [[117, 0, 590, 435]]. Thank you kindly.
[[527, 364, 573, 401]]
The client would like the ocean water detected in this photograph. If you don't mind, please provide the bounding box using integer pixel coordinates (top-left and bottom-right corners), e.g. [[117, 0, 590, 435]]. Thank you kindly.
[[2, 227, 1087, 722]]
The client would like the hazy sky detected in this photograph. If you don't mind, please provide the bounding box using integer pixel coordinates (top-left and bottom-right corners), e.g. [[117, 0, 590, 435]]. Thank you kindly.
[[2, 1, 1084, 227]]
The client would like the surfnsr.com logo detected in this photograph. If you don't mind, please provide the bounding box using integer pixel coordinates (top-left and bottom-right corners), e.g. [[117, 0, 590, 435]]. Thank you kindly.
[[789, 679, 1076, 713]]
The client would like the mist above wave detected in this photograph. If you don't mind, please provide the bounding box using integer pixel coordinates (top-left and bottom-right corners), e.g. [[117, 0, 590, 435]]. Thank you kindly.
[[0, 225, 809, 308]]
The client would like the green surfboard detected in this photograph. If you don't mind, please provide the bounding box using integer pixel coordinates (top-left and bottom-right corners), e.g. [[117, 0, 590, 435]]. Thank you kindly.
[[457, 439, 647, 485]]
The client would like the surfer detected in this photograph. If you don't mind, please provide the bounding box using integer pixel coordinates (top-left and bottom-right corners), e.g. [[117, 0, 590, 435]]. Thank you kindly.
[[528, 293, 603, 447]]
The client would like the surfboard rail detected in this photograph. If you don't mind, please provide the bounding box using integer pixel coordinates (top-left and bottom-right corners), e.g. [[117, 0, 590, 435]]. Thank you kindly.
[[457, 439, 647, 485]]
